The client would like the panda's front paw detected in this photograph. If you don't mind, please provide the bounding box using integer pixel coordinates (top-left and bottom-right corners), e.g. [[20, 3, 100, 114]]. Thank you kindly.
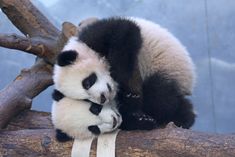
[[98, 107, 122, 131], [120, 111, 157, 130]]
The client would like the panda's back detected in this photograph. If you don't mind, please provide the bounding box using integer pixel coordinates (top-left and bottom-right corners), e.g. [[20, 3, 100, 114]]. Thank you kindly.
[[130, 17, 196, 95], [79, 17, 195, 95]]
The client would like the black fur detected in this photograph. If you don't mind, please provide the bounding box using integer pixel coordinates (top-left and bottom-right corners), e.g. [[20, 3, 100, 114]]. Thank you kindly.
[[52, 89, 64, 101], [120, 110, 157, 130], [117, 88, 157, 130], [57, 50, 78, 66], [79, 17, 142, 88], [55, 129, 72, 142], [142, 72, 195, 129], [117, 88, 142, 112], [89, 103, 103, 115], [79, 17, 195, 130], [88, 125, 101, 135], [82, 73, 97, 90]]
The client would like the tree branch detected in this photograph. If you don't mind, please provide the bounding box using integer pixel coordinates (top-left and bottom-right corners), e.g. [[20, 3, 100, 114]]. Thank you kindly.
[[0, 34, 55, 59], [1, 119, 235, 157], [0, 60, 53, 128], [6, 110, 52, 131], [3, 110, 235, 157], [0, 0, 63, 128], [0, 0, 97, 128], [0, 0, 59, 38]]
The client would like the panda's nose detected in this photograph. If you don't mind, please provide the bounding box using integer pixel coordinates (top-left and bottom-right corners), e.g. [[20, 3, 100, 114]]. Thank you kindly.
[[100, 93, 106, 104]]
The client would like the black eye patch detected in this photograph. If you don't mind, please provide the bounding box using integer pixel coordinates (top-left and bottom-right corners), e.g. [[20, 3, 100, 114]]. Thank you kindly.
[[82, 73, 97, 90], [57, 50, 78, 66]]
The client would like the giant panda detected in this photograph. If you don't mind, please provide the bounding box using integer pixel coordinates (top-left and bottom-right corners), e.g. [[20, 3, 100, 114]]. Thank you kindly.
[[52, 37, 122, 141], [56, 17, 196, 130], [51, 89, 121, 141]]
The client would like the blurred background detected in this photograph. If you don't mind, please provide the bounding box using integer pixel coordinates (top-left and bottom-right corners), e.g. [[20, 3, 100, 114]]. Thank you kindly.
[[0, 0, 234, 133]]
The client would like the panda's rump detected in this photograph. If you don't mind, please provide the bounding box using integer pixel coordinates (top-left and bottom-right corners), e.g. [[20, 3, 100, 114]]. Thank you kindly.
[[131, 18, 195, 95]]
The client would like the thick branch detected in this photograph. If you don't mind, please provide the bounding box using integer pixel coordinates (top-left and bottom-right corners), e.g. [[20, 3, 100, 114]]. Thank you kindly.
[[4, 110, 235, 157], [0, 0, 61, 128], [1, 124, 235, 157], [6, 110, 52, 131], [0, 0, 59, 38], [0, 34, 55, 59], [0, 14, 94, 129], [0, 60, 53, 128]]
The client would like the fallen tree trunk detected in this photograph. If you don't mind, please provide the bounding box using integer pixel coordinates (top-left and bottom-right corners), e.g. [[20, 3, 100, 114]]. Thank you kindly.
[[5, 110, 52, 131], [1, 124, 235, 157], [2, 110, 235, 157]]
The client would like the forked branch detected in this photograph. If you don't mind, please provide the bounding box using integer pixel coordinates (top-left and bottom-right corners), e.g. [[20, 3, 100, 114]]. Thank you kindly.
[[0, 34, 55, 59]]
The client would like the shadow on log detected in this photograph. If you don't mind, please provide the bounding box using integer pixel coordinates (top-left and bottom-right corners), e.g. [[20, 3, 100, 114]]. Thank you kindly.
[[1, 110, 235, 157]]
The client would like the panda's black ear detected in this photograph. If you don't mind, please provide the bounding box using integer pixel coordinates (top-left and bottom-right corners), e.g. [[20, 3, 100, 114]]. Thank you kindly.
[[57, 50, 78, 66]]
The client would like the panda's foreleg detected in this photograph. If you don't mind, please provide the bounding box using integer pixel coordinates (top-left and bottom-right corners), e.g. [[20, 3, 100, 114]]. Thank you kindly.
[[119, 110, 157, 130], [118, 90, 157, 130], [142, 73, 196, 129]]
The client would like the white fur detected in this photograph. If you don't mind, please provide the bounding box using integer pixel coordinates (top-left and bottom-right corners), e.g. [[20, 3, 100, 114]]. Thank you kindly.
[[129, 17, 196, 95], [53, 37, 118, 105], [52, 98, 122, 140]]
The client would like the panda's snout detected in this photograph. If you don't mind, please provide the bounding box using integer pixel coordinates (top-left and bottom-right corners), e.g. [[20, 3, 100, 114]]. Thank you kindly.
[[100, 93, 106, 104]]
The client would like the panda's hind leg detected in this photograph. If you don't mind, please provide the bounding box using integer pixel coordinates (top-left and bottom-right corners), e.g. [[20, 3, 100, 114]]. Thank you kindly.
[[142, 73, 196, 129]]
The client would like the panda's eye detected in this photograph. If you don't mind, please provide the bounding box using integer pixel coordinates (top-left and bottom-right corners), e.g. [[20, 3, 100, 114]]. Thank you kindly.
[[82, 73, 97, 90]]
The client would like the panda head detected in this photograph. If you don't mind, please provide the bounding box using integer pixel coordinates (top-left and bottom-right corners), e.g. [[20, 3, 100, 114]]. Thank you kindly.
[[53, 37, 117, 105]]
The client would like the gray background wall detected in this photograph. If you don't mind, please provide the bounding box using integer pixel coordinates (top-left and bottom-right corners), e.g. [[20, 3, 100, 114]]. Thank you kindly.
[[0, 0, 234, 133]]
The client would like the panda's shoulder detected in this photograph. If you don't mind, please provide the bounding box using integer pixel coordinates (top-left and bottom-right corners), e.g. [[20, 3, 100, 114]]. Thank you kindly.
[[78, 17, 142, 55]]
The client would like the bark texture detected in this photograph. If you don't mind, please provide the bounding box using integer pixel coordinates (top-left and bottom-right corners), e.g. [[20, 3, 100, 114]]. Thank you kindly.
[[0, 0, 73, 128], [2, 110, 235, 157], [0, 34, 55, 59], [1, 117, 235, 157]]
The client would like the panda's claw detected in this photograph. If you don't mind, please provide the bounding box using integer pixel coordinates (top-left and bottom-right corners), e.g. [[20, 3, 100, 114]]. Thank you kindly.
[[120, 111, 157, 130]]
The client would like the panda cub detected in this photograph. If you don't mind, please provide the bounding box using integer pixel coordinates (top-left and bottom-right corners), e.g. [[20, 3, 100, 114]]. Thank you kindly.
[[52, 37, 122, 141], [60, 17, 196, 130]]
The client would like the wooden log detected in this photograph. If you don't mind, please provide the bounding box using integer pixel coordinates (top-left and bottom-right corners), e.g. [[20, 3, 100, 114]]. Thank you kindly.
[[0, 60, 53, 128], [1, 123, 235, 157], [5, 110, 52, 131], [3, 110, 235, 157]]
